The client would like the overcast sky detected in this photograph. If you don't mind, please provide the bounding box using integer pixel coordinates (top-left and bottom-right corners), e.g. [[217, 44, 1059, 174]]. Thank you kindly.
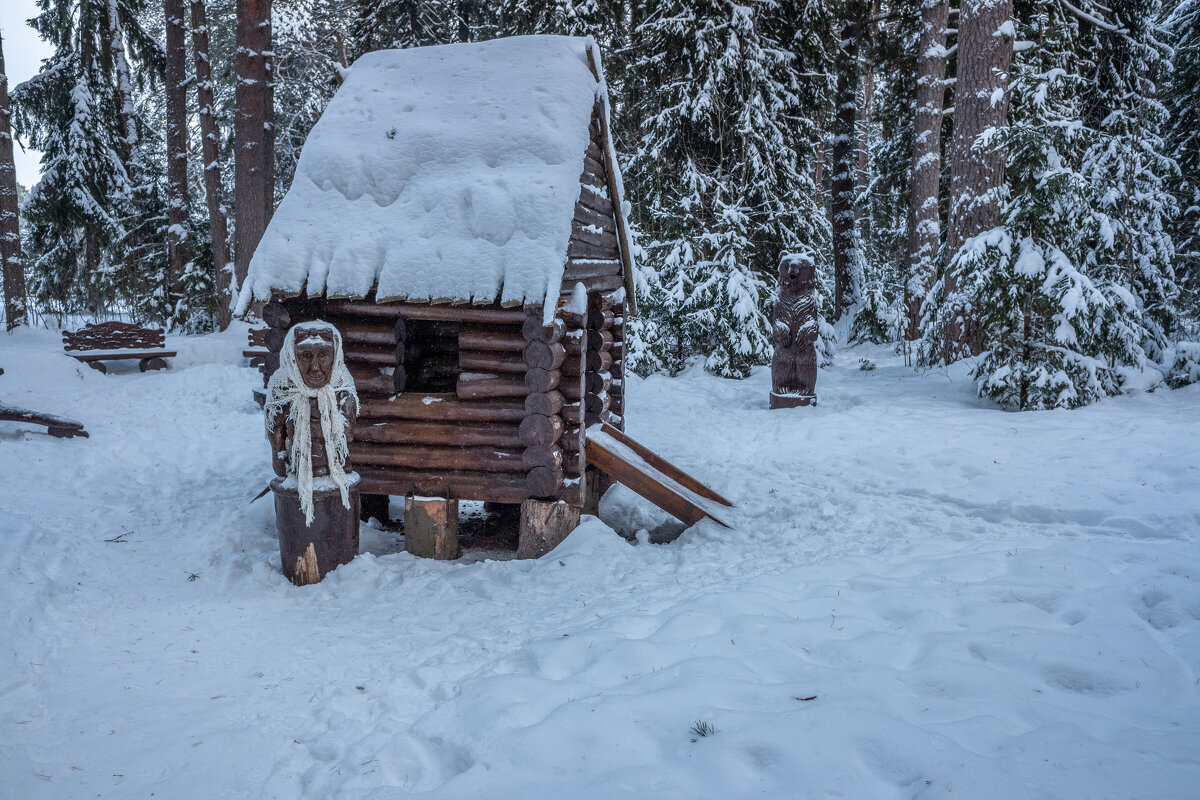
[[2, 0, 54, 188]]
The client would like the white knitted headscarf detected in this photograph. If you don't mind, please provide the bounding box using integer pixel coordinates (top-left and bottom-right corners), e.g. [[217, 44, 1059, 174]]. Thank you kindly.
[[265, 321, 359, 526]]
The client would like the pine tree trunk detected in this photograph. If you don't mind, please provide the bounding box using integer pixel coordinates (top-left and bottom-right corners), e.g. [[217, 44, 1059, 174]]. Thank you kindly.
[[165, 0, 190, 301], [831, 0, 866, 320], [0, 34, 27, 330], [191, 0, 232, 330], [104, 0, 139, 177], [943, 0, 1013, 357], [904, 0, 949, 339], [234, 0, 273, 299]]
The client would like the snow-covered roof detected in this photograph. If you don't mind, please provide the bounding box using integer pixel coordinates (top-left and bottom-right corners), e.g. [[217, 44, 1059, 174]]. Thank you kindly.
[[238, 35, 630, 314]]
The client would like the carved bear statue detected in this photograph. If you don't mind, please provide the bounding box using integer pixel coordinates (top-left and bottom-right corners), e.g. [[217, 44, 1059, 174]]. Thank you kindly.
[[770, 253, 818, 408]]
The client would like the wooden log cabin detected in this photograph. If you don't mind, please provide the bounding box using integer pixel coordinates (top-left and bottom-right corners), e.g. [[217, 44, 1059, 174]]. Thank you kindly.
[[236, 36, 637, 555]]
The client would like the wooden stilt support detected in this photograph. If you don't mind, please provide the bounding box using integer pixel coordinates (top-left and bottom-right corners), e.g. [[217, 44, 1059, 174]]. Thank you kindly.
[[582, 468, 602, 516], [404, 497, 460, 560], [517, 499, 581, 559]]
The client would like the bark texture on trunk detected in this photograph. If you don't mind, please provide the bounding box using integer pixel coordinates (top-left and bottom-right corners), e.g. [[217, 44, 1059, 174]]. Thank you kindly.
[[831, 0, 867, 320], [104, 0, 138, 175], [0, 34, 27, 330], [165, 0, 190, 293], [190, 0, 232, 330], [943, 0, 1013, 357], [904, 0, 949, 339], [234, 0, 273, 297]]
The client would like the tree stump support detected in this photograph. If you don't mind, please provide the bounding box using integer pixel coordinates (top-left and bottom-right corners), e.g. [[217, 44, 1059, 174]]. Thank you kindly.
[[404, 497, 460, 560], [517, 499, 581, 559]]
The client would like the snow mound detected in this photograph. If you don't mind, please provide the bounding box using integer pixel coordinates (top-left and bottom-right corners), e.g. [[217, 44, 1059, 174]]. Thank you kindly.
[[239, 36, 603, 312]]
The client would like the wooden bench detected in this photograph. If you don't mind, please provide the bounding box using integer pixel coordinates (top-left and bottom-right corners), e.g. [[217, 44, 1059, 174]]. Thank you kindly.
[[245, 326, 269, 369], [62, 321, 176, 374]]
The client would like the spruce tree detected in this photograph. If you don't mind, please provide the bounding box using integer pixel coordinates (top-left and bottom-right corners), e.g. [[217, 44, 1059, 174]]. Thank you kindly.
[[1163, 0, 1199, 320], [626, 0, 822, 378]]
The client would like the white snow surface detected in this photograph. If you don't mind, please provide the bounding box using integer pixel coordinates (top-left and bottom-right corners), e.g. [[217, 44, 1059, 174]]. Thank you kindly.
[[238, 36, 604, 315], [2, 328, 1199, 799]]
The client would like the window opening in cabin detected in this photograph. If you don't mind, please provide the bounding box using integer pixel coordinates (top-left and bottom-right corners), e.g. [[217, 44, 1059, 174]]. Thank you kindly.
[[402, 320, 460, 393]]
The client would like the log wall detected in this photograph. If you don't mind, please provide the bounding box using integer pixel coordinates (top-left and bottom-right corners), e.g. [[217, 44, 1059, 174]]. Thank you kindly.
[[258, 103, 630, 508]]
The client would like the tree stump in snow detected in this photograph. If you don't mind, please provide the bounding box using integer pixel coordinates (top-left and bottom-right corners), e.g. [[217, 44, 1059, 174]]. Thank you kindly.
[[771, 253, 819, 409], [517, 499, 580, 559], [272, 476, 361, 585], [405, 497, 460, 560]]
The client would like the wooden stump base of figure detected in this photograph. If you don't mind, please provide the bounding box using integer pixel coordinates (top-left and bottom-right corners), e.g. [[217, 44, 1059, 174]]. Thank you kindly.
[[271, 475, 361, 585], [517, 499, 581, 559], [769, 392, 816, 409]]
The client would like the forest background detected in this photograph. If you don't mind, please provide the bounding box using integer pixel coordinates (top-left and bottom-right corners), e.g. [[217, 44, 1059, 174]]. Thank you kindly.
[[1, 0, 1198, 410]]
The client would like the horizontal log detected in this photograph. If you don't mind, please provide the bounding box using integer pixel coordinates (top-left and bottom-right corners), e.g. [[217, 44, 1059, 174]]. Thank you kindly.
[[350, 442, 525, 473], [585, 391, 610, 415], [519, 414, 564, 447], [574, 203, 617, 234], [460, 350, 526, 374], [347, 367, 396, 396], [524, 367, 561, 393], [354, 419, 523, 448], [525, 390, 564, 417], [587, 371, 613, 396], [527, 466, 564, 499], [344, 347, 398, 366], [459, 326, 526, 353], [393, 318, 460, 340], [580, 168, 606, 192], [323, 300, 528, 325], [456, 374, 529, 400], [564, 257, 622, 279], [521, 315, 565, 344], [561, 424, 583, 452], [586, 349, 613, 373], [570, 220, 619, 250], [523, 341, 566, 371], [557, 308, 587, 330], [332, 320, 399, 347], [360, 393, 526, 422], [522, 446, 563, 472], [563, 330, 586, 355], [561, 359, 583, 378], [263, 301, 291, 329], [558, 274, 625, 295], [355, 467, 531, 504], [578, 188, 615, 219], [561, 381, 583, 401], [588, 329, 615, 351], [588, 308, 615, 331], [583, 153, 606, 180]]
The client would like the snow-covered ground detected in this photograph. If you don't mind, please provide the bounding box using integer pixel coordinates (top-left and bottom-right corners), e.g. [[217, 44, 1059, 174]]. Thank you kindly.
[[2, 325, 1198, 799]]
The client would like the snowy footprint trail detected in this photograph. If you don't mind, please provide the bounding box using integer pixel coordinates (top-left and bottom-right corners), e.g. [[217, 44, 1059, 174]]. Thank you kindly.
[[1, 329, 1198, 799]]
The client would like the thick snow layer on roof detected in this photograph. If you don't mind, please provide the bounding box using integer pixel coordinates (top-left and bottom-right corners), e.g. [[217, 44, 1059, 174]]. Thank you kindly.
[[239, 36, 604, 313]]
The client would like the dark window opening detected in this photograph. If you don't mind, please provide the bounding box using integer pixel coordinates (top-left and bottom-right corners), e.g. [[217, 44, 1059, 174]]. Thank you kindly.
[[402, 320, 460, 393]]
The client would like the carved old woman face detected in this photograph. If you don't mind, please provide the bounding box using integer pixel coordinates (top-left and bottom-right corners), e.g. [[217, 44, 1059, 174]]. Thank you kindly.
[[293, 327, 336, 389]]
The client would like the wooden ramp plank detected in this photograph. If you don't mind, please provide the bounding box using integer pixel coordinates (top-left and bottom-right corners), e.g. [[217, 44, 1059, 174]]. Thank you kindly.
[[585, 424, 730, 528]]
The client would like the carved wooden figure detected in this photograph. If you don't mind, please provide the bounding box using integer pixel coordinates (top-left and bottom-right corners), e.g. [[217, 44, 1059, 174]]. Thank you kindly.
[[770, 253, 819, 409], [265, 322, 361, 584]]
